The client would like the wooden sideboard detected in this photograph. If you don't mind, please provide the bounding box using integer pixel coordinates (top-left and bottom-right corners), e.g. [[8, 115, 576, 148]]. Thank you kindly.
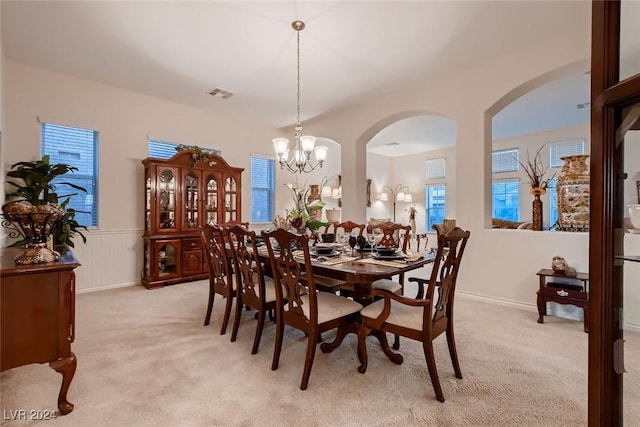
[[1, 247, 80, 415]]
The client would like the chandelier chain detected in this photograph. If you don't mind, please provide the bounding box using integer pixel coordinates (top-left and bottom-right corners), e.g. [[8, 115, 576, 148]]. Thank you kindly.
[[296, 29, 301, 126]]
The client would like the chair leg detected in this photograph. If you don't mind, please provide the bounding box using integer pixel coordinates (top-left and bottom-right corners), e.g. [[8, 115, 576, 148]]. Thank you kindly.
[[220, 295, 233, 335], [271, 310, 284, 371], [204, 286, 215, 326], [446, 326, 463, 379], [357, 325, 370, 374], [251, 308, 266, 355], [392, 334, 400, 350], [423, 340, 445, 402], [300, 332, 318, 390], [376, 331, 403, 365], [230, 294, 243, 342]]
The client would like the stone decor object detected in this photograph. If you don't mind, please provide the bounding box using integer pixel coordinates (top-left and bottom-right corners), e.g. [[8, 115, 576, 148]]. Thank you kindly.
[[556, 155, 590, 232], [551, 255, 568, 273]]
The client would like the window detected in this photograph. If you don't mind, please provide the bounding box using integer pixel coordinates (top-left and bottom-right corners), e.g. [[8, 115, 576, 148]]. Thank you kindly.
[[425, 185, 446, 230], [492, 148, 519, 173], [492, 180, 519, 221], [549, 178, 558, 227], [549, 139, 585, 167], [148, 139, 221, 159], [41, 123, 98, 227], [148, 140, 179, 159], [251, 155, 275, 223]]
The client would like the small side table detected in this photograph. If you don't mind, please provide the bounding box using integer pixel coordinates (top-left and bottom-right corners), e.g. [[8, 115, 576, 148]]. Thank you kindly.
[[536, 268, 589, 333]]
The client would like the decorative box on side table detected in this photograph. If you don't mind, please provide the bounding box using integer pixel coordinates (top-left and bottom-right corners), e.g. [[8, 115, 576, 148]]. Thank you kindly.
[[536, 268, 589, 333]]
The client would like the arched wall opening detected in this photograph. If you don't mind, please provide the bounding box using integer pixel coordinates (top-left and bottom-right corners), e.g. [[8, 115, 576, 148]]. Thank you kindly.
[[355, 110, 456, 233], [484, 59, 591, 231]]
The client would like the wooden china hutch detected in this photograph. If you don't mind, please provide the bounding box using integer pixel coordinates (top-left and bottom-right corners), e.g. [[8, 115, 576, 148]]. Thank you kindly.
[[142, 149, 243, 289]]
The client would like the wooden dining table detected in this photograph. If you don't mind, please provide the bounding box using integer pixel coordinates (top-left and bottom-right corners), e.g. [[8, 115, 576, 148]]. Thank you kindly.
[[257, 245, 434, 306], [255, 243, 434, 355]]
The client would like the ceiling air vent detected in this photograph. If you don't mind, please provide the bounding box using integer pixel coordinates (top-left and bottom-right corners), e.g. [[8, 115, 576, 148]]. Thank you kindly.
[[208, 87, 234, 99], [385, 142, 400, 146]]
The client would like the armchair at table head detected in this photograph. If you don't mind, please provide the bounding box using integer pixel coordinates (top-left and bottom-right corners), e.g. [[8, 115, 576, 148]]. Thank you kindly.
[[261, 228, 363, 390], [357, 226, 471, 402]]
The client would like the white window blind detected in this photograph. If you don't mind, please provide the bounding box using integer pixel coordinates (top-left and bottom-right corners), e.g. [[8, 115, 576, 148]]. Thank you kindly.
[[549, 139, 585, 167], [425, 158, 446, 179], [492, 149, 519, 173], [251, 155, 275, 223], [41, 123, 98, 227]]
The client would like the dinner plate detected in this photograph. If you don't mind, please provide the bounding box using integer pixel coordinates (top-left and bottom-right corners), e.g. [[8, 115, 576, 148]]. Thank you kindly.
[[311, 250, 338, 258], [373, 253, 405, 261]]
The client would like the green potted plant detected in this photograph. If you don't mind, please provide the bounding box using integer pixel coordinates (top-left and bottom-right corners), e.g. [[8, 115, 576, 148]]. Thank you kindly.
[[2, 155, 87, 263]]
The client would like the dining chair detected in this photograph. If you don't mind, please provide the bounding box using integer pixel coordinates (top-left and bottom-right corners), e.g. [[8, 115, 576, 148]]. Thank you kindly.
[[335, 220, 365, 236], [356, 227, 471, 402], [305, 220, 367, 293], [227, 225, 277, 354], [201, 224, 235, 333], [261, 228, 363, 390]]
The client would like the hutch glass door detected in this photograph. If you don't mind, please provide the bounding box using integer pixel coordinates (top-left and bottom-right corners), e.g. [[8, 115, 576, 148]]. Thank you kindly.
[[204, 174, 218, 225], [183, 171, 199, 230], [158, 169, 176, 230], [224, 176, 237, 222]]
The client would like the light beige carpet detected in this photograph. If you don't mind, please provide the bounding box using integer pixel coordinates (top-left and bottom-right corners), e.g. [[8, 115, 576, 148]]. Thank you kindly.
[[1, 280, 638, 426]]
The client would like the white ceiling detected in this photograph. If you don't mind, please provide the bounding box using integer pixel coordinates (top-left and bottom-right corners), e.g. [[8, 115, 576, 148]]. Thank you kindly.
[[2, 1, 594, 156]]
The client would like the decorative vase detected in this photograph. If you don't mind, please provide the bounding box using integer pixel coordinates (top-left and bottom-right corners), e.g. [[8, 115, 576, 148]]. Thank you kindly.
[[1, 201, 64, 264], [532, 191, 543, 231], [556, 155, 590, 232], [307, 184, 322, 222]]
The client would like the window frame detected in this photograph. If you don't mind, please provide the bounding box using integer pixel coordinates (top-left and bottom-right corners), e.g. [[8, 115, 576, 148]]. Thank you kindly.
[[491, 178, 520, 222], [250, 154, 275, 223], [41, 122, 99, 228], [425, 184, 446, 231]]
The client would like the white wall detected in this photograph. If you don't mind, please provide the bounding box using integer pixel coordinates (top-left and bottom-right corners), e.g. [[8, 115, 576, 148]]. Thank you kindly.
[[3, 61, 276, 290], [300, 15, 592, 314]]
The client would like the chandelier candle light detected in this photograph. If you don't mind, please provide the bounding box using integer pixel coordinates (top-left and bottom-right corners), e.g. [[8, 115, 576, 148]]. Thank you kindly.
[[273, 21, 328, 174]]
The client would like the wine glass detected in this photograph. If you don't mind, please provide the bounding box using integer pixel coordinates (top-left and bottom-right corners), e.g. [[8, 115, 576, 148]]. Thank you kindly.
[[356, 236, 367, 258], [338, 232, 347, 249], [348, 235, 357, 256], [367, 233, 377, 255]]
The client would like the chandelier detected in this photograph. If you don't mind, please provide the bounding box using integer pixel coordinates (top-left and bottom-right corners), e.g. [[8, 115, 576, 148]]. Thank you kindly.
[[273, 20, 328, 174]]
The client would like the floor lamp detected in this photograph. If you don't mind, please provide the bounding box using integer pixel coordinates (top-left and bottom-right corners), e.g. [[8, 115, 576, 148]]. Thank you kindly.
[[382, 184, 411, 222]]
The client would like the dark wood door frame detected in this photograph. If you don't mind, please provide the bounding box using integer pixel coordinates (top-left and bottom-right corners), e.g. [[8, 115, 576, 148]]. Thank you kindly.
[[590, 1, 640, 425]]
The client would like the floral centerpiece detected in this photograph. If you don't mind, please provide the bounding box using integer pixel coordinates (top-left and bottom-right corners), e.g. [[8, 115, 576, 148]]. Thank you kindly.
[[274, 181, 328, 235], [284, 182, 309, 231]]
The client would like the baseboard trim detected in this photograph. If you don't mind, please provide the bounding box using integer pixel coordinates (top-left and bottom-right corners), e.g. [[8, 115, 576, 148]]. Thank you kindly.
[[625, 321, 640, 333], [77, 281, 141, 294], [457, 290, 537, 312]]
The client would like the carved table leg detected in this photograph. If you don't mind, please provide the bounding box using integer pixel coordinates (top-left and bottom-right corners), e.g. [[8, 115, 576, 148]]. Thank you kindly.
[[49, 353, 77, 415]]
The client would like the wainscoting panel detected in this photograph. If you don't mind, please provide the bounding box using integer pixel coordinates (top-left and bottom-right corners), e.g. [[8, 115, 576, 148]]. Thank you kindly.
[[71, 229, 144, 292]]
